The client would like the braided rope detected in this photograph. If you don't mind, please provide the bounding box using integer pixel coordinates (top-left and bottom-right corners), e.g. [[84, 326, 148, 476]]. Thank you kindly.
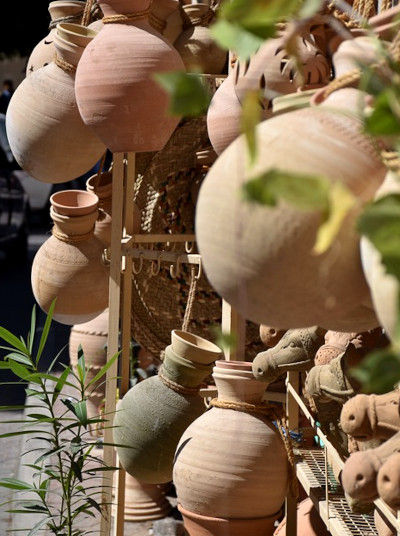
[[322, 68, 361, 99], [181, 266, 198, 332], [149, 12, 166, 33], [380, 0, 395, 11], [381, 150, 400, 171], [82, 0, 95, 26], [49, 13, 83, 29], [102, 7, 151, 24], [158, 367, 201, 395], [55, 55, 76, 73], [52, 226, 94, 244], [353, 0, 376, 18]]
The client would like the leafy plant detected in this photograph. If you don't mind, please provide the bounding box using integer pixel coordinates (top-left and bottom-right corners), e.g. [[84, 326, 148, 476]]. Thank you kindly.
[[0, 302, 120, 536]]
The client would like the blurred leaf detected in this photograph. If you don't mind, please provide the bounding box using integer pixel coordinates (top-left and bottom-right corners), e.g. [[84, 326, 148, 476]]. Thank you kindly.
[[242, 168, 330, 211], [357, 193, 400, 281], [221, 0, 302, 26], [241, 90, 262, 163], [211, 326, 237, 353], [36, 300, 56, 365], [351, 348, 400, 394], [211, 20, 264, 59], [364, 89, 400, 136], [28, 305, 36, 355], [298, 0, 323, 18], [154, 71, 210, 117], [314, 181, 356, 254]]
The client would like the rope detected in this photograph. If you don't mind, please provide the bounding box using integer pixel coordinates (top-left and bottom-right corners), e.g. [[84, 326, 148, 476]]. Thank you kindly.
[[158, 366, 200, 395], [380, 0, 395, 11], [322, 68, 361, 99], [381, 150, 400, 171], [55, 55, 76, 73], [353, 0, 376, 18], [49, 13, 83, 29], [369, 394, 378, 434], [149, 12, 166, 33], [52, 226, 94, 244], [181, 266, 198, 332], [102, 7, 151, 24], [82, 0, 95, 27], [389, 30, 400, 63]]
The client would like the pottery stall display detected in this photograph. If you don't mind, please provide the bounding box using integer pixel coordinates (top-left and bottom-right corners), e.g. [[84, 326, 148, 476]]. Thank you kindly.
[[377, 452, 400, 510], [31, 190, 109, 325], [259, 325, 286, 348], [26, 0, 85, 75], [75, 0, 185, 153], [173, 360, 289, 536], [7, 23, 105, 183], [113, 330, 222, 484], [69, 309, 108, 423], [197, 87, 385, 332]]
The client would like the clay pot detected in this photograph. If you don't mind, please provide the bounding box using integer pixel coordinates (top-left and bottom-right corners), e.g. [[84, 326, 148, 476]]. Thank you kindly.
[[370, 4, 400, 40], [377, 452, 400, 509], [341, 430, 400, 502], [272, 88, 319, 116], [75, 0, 184, 153], [31, 190, 109, 325], [149, 0, 183, 43], [332, 36, 384, 78], [69, 309, 108, 423], [174, 4, 226, 74], [374, 508, 395, 536], [173, 361, 289, 536], [274, 498, 329, 536], [124, 473, 171, 521], [207, 75, 242, 155], [252, 327, 325, 383], [341, 391, 400, 441], [7, 24, 105, 184], [196, 88, 385, 332], [259, 325, 286, 347], [26, 1, 85, 75], [361, 172, 400, 341], [113, 331, 222, 484]]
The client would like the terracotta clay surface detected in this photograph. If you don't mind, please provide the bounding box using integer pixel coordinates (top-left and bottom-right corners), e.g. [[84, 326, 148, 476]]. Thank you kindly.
[[332, 36, 385, 78], [377, 452, 400, 510], [197, 88, 384, 331], [259, 325, 286, 347], [149, 0, 182, 43], [315, 331, 357, 366], [173, 361, 288, 527], [124, 474, 171, 521], [7, 23, 105, 184], [274, 498, 329, 536], [31, 190, 109, 325], [75, 0, 184, 153], [374, 508, 395, 536]]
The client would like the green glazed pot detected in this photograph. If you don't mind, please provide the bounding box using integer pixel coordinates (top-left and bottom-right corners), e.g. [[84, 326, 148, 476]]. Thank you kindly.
[[114, 331, 222, 484]]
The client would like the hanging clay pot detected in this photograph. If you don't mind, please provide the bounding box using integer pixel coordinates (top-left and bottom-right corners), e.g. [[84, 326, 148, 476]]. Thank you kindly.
[[26, 1, 85, 76], [196, 87, 385, 332], [374, 508, 396, 536], [332, 35, 386, 79], [341, 390, 400, 442], [113, 330, 222, 484], [124, 473, 171, 521], [377, 452, 400, 510], [361, 171, 400, 341], [174, 4, 226, 74], [148, 0, 183, 44], [252, 327, 325, 383], [259, 325, 286, 348], [274, 498, 330, 536], [31, 190, 109, 325], [69, 308, 108, 425], [7, 23, 105, 184], [75, 0, 184, 153], [173, 360, 289, 536], [342, 430, 400, 502]]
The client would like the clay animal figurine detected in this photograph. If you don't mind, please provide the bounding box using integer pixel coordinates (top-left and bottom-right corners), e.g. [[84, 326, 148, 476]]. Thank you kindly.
[[252, 327, 326, 383], [259, 325, 287, 348], [377, 452, 400, 510]]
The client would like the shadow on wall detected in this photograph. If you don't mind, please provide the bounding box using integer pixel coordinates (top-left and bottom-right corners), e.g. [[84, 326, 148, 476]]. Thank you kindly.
[[0, 56, 27, 89]]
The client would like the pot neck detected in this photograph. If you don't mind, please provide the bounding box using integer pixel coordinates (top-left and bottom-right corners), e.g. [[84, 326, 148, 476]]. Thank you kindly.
[[99, 0, 151, 19], [87, 172, 113, 212], [161, 346, 213, 389], [54, 23, 96, 67], [213, 361, 267, 404], [51, 203, 98, 239], [49, 1, 84, 22]]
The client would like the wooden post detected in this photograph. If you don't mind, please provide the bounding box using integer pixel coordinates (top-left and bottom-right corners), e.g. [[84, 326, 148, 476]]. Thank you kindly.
[[101, 153, 125, 536], [221, 300, 246, 361], [285, 371, 300, 536]]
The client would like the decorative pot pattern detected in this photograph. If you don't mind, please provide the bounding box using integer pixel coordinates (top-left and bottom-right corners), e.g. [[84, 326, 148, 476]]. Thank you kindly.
[[31, 190, 109, 325], [113, 330, 222, 483], [173, 361, 289, 536], [75, 0, 185, 153], [196, 88, 384, 331], [7, 23, 105, 184]]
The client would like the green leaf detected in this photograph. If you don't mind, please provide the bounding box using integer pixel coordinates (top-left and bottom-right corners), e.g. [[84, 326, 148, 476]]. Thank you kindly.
[[28, 305, 36, 354], [240, 90, 262, 164], [211, 19, 263, 60], [298, 0, 324, 18], [351, 348, 400, 394], [220, 0, 302, 27], [36, 299, 56, 365], [74, 401, 88, 426], [211, 326, 236, 353], [242, 168, 330, 211], [0, 478, 32, 490], [8, 360, 32, 381], [27, 516, 51, 536], [52, 365, 71, 404], [357, 193, 400, 281], [4, 352, 33, 367], [154, 71, 211, 117], [0, 326, 28, 355], [76, 345, 86, 385], [364, 89, 400, 136], [86, 352, 119, 389]]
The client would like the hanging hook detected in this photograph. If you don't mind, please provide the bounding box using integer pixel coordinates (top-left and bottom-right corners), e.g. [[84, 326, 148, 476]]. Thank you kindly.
[[195, 260, 202, 280], [170, 255, 182, 278], [132, 252, 144, 275], [185, 241, 194, 253], [151, 252, 162, 276]]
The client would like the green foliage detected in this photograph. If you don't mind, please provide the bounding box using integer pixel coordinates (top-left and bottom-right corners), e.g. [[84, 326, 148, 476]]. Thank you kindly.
[[240, 90, 263, 163], [351, 348, 400, 394], [211, 20, 266, 59], [364, 89, 400, 136], [0, 304, 119, 535], [154, 71, 211, 118], [211, 326, 237, 354]]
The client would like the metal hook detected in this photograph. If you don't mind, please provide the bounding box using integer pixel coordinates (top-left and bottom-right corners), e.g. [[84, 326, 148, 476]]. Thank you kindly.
[[132, 252, 144, 275], [170, 255, 182, 278], [151, 252, 162, 276], [195, 260, 202, 280], [102, 248, 111, 266], [185, 241, 194, 253]]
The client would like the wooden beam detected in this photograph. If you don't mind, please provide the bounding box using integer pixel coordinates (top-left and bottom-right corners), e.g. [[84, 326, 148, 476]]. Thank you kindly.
[[221, 300, 245, 361]]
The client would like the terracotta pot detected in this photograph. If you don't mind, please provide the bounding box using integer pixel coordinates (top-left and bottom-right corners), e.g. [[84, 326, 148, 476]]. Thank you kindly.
[[259, 325, 286, 347], [124, 473, 171, 521], [332, 36, 384, 78], [207, 75, 242, 155], [173, 361, 289, 533], [113, 331, 222, 484], [174, 4, 226, 74], [31, 190, 109, 325], [342, 430, 400, 502], [252, 327, 325, 383], [377, 452, 400, 509], [370, 4, 400, 40], [7, 24, 105, 184], [69, 308, 108, 423], [26, 1, 85, 75], [361, 171, 400, 341], [75, 0, 184, 153], [272, 88, 319, 116], [374, 508, 395, 536], [196, 88, 384, 332], [149, 0, 183, 43], [274, 498, 329, 536], [341, 390, 400, 442]]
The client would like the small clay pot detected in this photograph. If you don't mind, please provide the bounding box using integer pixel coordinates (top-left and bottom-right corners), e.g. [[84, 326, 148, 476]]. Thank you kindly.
[[377, 452, 400, 510], [341, 391, 400, 441], [252, 327, 325, 383], [124, 474, 171, 521], [171, 329, 223, 363], [332, 36, 385, 78], [259, 325, 286, 347], [274, 498, 329, 536], [370, 4, 400, 40]]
